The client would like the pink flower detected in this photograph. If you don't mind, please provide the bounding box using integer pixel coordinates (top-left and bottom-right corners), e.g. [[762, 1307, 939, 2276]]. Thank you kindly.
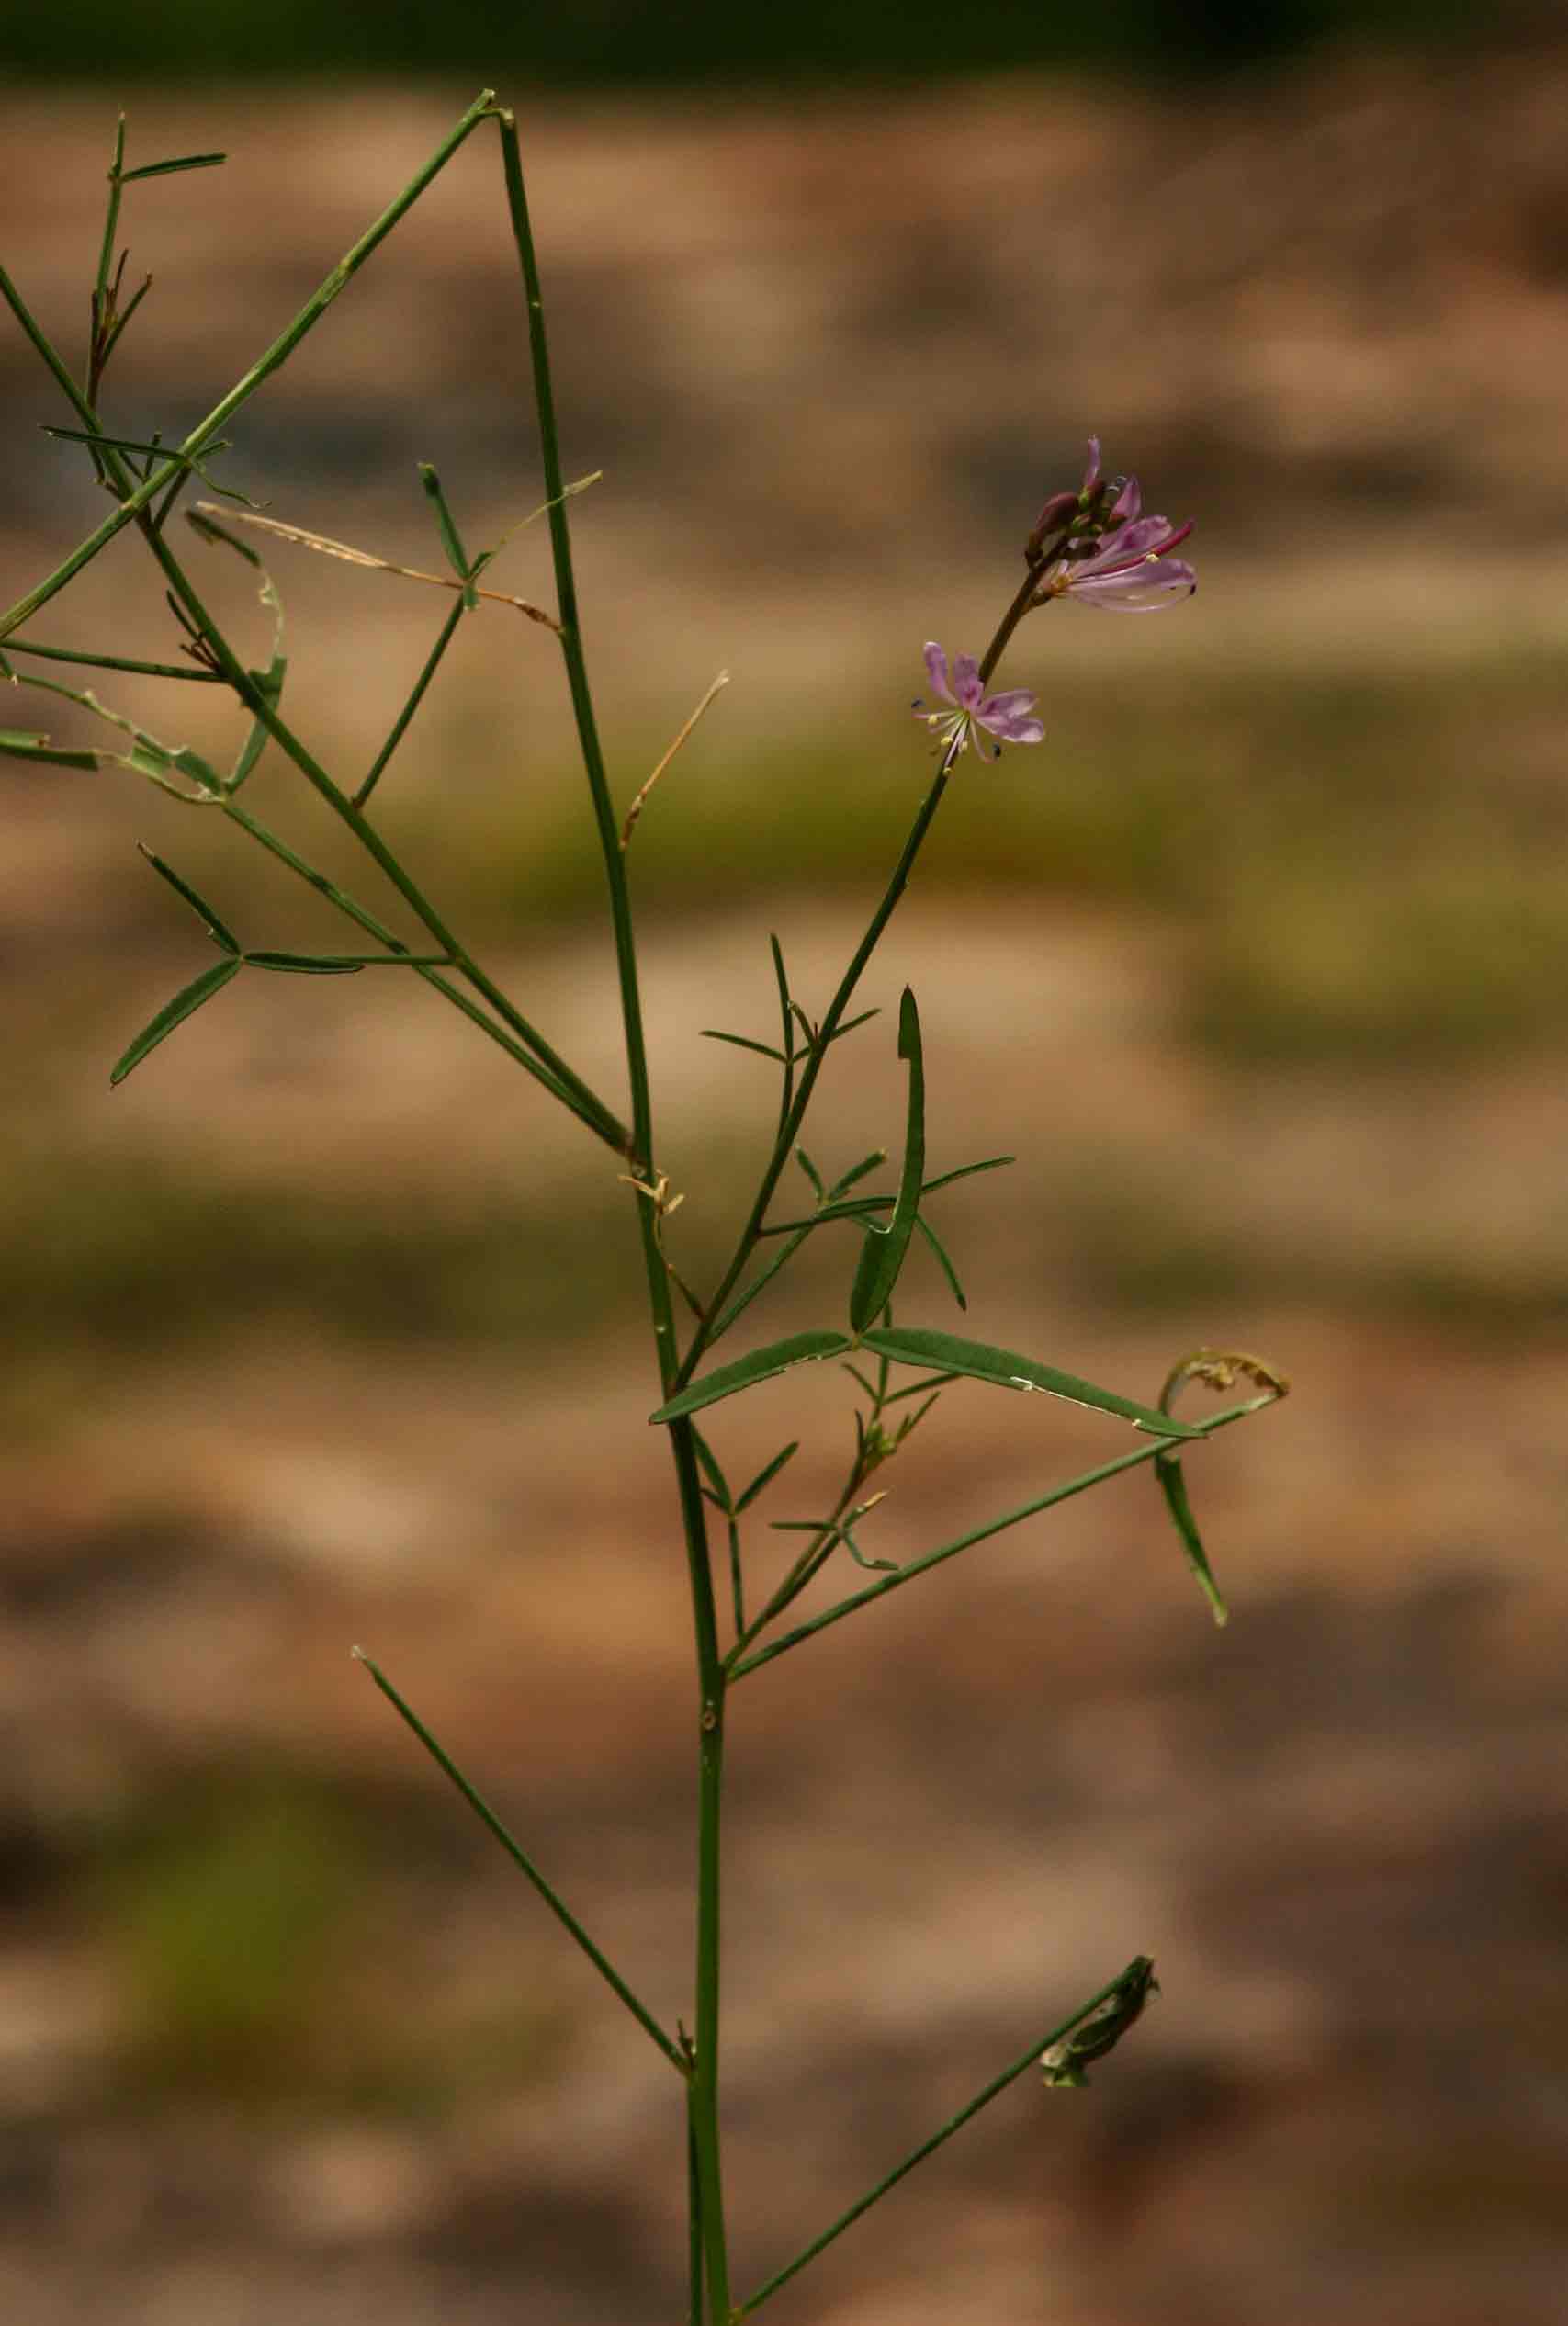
[[912, 643, 1044, 762]]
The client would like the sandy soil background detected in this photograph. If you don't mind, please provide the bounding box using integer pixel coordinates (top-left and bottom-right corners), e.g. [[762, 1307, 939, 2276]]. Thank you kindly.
[[3, 47, 1568, 2326]]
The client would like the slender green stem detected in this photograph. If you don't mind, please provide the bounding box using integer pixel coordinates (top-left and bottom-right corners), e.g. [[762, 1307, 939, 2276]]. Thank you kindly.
[[0, 90, 499, 642], [354, 1650, 687, 2072], [495, 103, 735, 2320], [730, 1394, 1277, 1680], [355, 596, 467, 806], [493, 118, 652, 1169], [92, 117, 127, 332], [733, 1960, 1146, 2319]]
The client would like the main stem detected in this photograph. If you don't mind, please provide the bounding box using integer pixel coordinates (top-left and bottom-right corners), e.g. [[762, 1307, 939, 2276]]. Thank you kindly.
[[494, 108, 734, 2323]]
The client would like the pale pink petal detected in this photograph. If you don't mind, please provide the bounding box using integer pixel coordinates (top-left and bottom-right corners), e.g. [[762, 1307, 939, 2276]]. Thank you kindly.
[[1108, 475, 1142, 525], [987, 708, 1045, 743], [921, 641, 954, 704], [950, 654, 985, 710], [1081, 435, 1102, 496], [977, 688, 1036, 723], [1075, 514, 1189, 573], [1070, 559, 1196, 610]]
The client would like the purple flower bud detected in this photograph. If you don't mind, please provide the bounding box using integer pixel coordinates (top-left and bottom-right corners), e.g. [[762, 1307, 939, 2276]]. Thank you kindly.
[[1026, 489, 1080, 557]]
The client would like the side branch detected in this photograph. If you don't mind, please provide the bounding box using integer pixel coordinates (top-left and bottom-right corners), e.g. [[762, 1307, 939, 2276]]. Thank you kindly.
[[734, 1959, 1152, 2318], [354, 1649, 688, 2074], [728, 1393, 1279, 1679]]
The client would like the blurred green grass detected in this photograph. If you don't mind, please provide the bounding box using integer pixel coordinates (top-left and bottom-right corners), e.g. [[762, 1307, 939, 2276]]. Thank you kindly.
[[384, 641, 1568, 1066], [92, 1762, 577, 2112]]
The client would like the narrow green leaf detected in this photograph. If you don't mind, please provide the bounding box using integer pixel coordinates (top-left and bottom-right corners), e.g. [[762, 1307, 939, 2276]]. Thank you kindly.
[[921, 1154, 1015, 1195], [2, 638, 221, 683], [700, 1028, 788, 1063], [120, 152, 228, 181], [649, 1330, 853, 1425], [44, 424, 229, 458], [858, 1325, 1203, 1439], [913, 1211, 967, 1311], [734, 1440, 799, 1514], [819, 1005, 881, 1046], [691, 1426, 733, 1508], [794, 1148, 825, 1198], [109, 956, 240, 1086], [138, 846, 241, 954], [707, 1224, 812, 1346], [0, 728, 100, 769], [242, 951, 367, 975], [186, 505, 264, 568], [849, 988, 926, 1333], [827, 1148, 886, 1201], [229, 651, 287, 789], [419, 462, 474, 595], [881, 1369, 961, 1405], [1154, 1451, 1229, 1625], [99, 272, 152, 366]]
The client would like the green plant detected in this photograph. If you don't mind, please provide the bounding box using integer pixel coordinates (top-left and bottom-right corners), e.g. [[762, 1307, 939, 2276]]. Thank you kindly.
[[1, 96, 1285, 2320]]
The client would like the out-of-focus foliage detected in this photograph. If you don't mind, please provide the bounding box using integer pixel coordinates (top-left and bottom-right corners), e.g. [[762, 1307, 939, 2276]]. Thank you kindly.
[[6, 0, 1540, 82]]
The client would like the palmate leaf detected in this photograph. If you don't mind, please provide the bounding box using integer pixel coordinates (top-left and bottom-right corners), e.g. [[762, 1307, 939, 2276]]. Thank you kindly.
[[859, 1325, 1202, 1440], [649, 1331, 853, 1425], [109, 957, 241, 1086], [849, 987, 926, 1333]]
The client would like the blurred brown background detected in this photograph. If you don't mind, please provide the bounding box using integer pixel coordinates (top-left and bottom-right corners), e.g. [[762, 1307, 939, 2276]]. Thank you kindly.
[[4, 35, 1568, 2326]]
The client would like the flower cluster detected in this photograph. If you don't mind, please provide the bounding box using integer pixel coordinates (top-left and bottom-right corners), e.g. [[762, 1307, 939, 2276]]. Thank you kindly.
[[914, 439, 1194, 765], [1030, 436, 1196, 612]]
